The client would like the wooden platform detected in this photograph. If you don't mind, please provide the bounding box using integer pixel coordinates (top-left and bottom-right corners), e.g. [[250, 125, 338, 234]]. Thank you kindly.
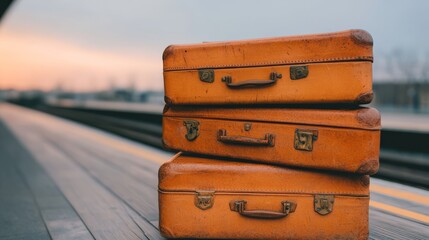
[[0, 103, 428, 239]]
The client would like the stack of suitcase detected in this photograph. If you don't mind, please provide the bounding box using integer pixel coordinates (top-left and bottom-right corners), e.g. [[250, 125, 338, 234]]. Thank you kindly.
[[159, 29, 380, 239]]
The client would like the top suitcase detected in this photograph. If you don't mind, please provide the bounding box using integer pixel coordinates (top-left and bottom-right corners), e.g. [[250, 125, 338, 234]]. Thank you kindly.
[[163, 29, 373, 106]]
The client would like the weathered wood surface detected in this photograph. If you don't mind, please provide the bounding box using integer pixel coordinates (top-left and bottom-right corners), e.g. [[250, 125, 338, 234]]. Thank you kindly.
[[0, 103, 170, 240], [0, 122, 51, 240], [0, 103, 428, 240]]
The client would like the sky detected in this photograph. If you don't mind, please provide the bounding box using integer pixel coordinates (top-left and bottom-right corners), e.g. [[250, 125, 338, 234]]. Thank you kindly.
[[0, 0, 429, 91]]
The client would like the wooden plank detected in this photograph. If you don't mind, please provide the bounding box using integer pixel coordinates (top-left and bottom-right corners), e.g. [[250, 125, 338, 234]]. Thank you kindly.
[[35, 110, 167, 235], [14, 111, 161, 222], [2, 103, 168, 222], [21, 136, 149, 239], [370, 208, 429, 239], [42, 132, 160, 221], [0, 121, 93, 240], [62, 130, 161, 187], [0, 121, 51, 240], [0, 105, 163, 239]]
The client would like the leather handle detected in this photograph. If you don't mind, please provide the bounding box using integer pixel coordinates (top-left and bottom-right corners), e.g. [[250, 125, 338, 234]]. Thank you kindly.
[[221, 72, 282, 89], [230, 200, 297, 219], [217, 129, 275, 147]]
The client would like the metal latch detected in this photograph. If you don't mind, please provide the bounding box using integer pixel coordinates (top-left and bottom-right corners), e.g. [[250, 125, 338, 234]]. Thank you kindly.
[[198, 69, 214, 83], [195, 191, 215, 210], [314, 194, 334, 215], [290, 65, 308, 80], [183, 120, 199, 141], [294, 129, 318, 151]]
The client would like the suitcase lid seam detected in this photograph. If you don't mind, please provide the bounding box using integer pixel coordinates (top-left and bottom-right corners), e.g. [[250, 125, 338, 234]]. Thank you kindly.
[[163, 116, 381, 130], [158, 188, 368, 197], [164, 57, 373, 71]]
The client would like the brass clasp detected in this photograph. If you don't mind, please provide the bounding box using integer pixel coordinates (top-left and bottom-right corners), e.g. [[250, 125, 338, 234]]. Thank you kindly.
[[290, 65, 309, 80], [294, 129, 318, 151], [195, 191, 215, 210], [314, 194, 334, 215], [198, 69, 214, 83], [183, 120, 199, 141]]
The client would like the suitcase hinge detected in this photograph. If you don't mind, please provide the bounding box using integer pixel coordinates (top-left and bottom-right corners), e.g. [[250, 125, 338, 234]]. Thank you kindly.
[[195, 190, 215, 210], [294, 129, 318, 151], [314, 194, 334, 215], [183, 120, 200, 141]]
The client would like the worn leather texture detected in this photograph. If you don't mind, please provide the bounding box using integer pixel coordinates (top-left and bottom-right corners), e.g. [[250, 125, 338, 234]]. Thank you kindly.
[[163, 29, 373, 105], [163, 107, 381, 174], [158, 154, 369, 239]]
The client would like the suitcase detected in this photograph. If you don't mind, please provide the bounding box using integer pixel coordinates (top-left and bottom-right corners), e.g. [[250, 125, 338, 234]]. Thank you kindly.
[[162, 106, 380, 174], [163, 29, 373, 105], [158, 153, 370, 239]]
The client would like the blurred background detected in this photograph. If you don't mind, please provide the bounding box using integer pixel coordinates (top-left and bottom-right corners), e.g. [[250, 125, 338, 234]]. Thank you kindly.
[[1, 0, 428, 187], [1, 0, 429, 112]]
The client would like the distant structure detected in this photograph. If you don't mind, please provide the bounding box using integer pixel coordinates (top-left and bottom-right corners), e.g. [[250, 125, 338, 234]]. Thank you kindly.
[[373, 82, 429, 113], [139, 91, 163, 104]]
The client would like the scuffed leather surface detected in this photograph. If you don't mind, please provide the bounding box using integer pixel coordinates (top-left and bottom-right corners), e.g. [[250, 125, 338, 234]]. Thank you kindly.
[[158, 154, 369, 239], [164, 61, 373, 105], [162, 107, 380, 174], [159, 154, 369, 195], [163, 30, 373, 105], [164, 106, 381, 130], [163, 29, 372, 71]]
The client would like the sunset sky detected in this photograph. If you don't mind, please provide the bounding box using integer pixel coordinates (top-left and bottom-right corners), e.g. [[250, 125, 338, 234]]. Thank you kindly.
[[1, 0, 429, 91]]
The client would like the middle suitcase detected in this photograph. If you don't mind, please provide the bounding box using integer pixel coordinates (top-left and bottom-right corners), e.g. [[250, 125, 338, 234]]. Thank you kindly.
[[163, 106, 381, 175]]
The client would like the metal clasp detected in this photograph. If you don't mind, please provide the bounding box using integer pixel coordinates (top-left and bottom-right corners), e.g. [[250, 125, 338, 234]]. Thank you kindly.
[[198, 69, 214, 83], [183, 120, 199, 141], [314, 194, 334, 215], [244, 123, 252, 131], [290, 65, 309, 80], [195, 191, 215, 210], [294, 129, 318, 151]]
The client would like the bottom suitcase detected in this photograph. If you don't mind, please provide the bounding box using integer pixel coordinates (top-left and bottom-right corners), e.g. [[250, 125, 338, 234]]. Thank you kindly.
[[158, 153, 369, 239]]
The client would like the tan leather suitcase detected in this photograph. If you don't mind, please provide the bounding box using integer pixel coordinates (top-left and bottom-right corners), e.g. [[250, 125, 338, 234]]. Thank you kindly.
[[162, 106, 380, 175], [163, 29, 373, 105], [158, 153, 369, 239]]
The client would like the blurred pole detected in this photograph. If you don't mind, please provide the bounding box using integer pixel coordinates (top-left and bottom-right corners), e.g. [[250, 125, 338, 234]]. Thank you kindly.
[[413, 83, 421, 113], [0, 0, 14, 22]]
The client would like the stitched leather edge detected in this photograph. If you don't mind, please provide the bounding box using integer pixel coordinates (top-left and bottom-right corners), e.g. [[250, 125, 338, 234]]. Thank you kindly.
[[164, 56, 373, 71], [158, 189, 369, 196]]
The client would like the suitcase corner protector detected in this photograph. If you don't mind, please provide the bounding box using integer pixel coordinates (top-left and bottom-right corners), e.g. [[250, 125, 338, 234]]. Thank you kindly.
[[351, 29, 373, 46], [162, 45, 175, 61], [164, 96, 174, 105], [356, 159, 379, 175], [356, 91, 374, 104]]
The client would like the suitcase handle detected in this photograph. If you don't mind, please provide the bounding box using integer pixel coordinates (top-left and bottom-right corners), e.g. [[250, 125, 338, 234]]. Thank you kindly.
[[221, 72, 282, 88], [230, 200, 297, 219], [217, 129, 275, 147]]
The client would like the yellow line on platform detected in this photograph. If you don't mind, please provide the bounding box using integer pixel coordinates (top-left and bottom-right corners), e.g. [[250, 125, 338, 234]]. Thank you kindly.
[[371, 184, 429, 206], [370, 200, 429, 224], [89, 133, 170, 164]]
